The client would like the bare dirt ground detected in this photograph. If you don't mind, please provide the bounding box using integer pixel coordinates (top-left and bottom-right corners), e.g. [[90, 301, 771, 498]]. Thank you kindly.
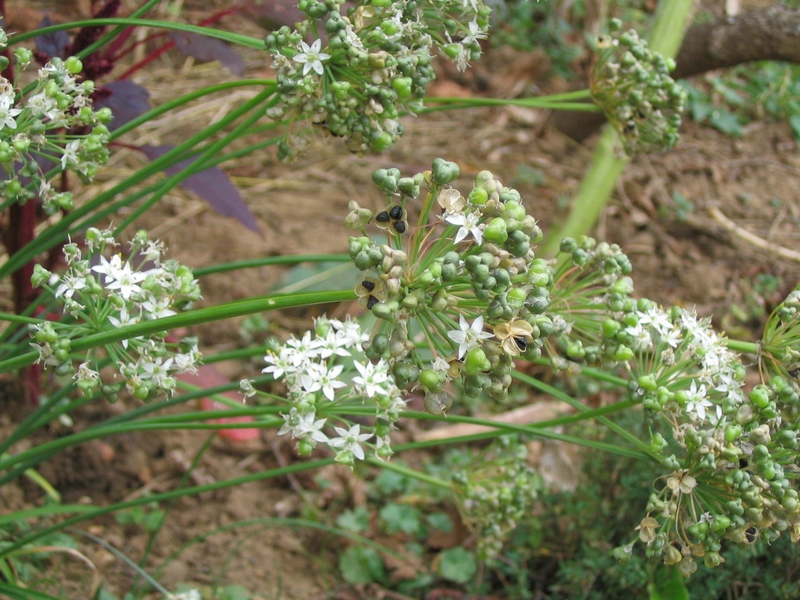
[[3, 1, 800, 598]]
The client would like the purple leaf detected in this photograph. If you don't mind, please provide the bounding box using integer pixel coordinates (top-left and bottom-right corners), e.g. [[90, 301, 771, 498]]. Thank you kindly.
[[237, 0, 305, 30], [168, 31, 245, 77], [140, 144, 259, 233], [35, 15, 70, 59], [94, 80, 151, 131]]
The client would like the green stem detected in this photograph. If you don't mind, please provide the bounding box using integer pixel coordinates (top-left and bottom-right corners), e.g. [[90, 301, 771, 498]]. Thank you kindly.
[[0, 290, 356, 373], [365, 458, 451, 490], [9, 18, 265, 49], [193, 254, 350, 277], [727, 339, 759, 355]]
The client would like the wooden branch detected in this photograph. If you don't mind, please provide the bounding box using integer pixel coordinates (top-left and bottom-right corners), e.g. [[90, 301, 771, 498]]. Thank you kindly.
[[550, 6, 800, 142]]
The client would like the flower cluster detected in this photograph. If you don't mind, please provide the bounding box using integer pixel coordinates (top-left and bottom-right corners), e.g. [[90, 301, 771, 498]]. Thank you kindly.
[[258, 316, 406, 465], [604, 298, 800, 575], [452, 436, 540, 560], [346, 159, 638, 410], [591, 18, 686, 155], [0, 35, 111, 213], [30, 228, 202, 401], [264, 0, 490, 156]]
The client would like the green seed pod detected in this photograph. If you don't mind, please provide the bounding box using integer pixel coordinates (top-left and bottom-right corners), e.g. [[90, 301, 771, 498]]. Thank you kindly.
[[431, 158, 460, 185], [465, 347, 491, 376], [392, 361, 420, 389], [424, 391, 453, 414]]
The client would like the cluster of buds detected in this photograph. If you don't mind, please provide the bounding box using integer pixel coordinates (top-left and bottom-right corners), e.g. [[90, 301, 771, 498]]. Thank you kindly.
[[346, 159, 639, 410], [258, 316, 406, 465], [591, 18, 686, 155], [0, 32, 111, 213], [30, 229, 202, 401], [452, 436, 540, 560], [759, 283, 800, 382], [604, 295, 800, 575], [264, 0, 490, 156]]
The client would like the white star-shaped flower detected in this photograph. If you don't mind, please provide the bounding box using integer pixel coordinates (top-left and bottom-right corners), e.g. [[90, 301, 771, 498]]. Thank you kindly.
[[329, 423, 372, 461], [447, 315, 493, 359], [293, 39, 330, 76], [445, 211, 483, 245]]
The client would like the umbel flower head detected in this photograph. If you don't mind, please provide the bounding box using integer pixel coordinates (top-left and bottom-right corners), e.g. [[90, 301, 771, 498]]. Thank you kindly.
[[264, 0, 491, 156], [256, 316, 406, 465], [0, 33, 112, 212], [345, 158, 638, 410], [30, 229, 202, 402], [590, 18, 686, 155]]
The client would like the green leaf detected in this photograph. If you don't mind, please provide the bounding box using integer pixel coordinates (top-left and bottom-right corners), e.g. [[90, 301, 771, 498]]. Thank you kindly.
[[789, 114, 800, 141], [339, 546, 386, 585], [426, 512, 453, 533], [94, 586, 119, 600], [379, 503, 422, 536], [337, 507, 370, 533], [94, 585, 120, 600], [437, 547, 477, 584], [709, 109, 742, 136], [218, 584, 251, 600], [374, 469, 408, 495], [649, 564, 689, 600]]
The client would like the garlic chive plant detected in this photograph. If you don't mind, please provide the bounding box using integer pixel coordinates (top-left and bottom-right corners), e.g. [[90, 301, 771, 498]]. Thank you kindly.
[[282, 156, 800, 575]]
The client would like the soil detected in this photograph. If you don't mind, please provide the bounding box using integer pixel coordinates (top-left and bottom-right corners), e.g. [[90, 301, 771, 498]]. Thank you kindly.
[[3, 1, 800, 599]]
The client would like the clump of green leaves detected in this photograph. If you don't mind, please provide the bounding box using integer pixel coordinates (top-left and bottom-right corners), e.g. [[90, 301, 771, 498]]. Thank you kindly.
[[681, 63, 800, 140]]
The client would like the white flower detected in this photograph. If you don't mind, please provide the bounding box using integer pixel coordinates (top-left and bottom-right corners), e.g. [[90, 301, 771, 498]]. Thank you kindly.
[[301, 363, 346, 401], [61, 139, 81, 169], [447, 315, 493, 359], [92, 255, 146, 301], [625, 321, 653, 351], [684, 381, 721, 423], [74, 362, 99, 386], [293, 39, 330, 76], [352, 360, 390, 398], [445, 211, 483, 245], [0, 93, 22, 131], [263, 347, 295, 380], [108, 306, 140, 348], [461, 20, 487, 47], [329, 423, 372, 461]]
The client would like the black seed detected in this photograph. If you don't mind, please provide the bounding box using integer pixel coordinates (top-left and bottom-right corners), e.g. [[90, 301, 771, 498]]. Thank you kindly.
[[393, 221, 407, 234], [514, 337, 527, 352], [790, 368, 800, 379], [745, 527, 757, 543], [366, 295, 379, 309], [389, 204, 404, 220], [739, 458, 749, 469], [376, 211, 391, 223], [671, 541, 683, 552], [361, 280, 375, 292]]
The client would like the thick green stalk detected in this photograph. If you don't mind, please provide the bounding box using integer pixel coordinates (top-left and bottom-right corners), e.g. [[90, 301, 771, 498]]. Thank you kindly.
[[540, 0, 695, 256], [0, 290, 356, 373]]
